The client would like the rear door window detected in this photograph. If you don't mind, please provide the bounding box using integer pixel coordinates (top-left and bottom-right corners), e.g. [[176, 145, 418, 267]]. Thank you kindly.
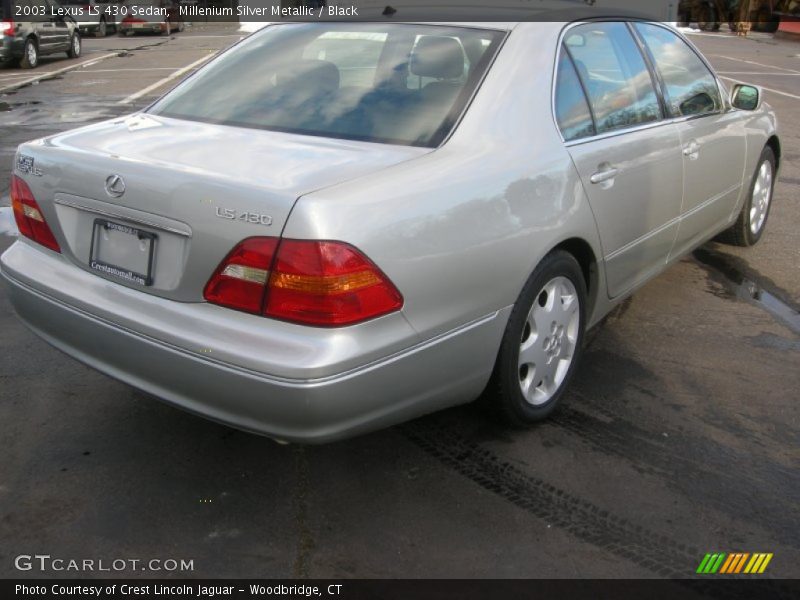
[[633, 23, 722, 118], [564, 22, 662, 135]]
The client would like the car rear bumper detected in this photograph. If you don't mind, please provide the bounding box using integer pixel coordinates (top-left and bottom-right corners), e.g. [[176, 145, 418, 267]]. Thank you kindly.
[[1, 241, 507, 443], [119, 23, 163, 34], [0, 37, 17, 62], [78, 23, 101, 33]]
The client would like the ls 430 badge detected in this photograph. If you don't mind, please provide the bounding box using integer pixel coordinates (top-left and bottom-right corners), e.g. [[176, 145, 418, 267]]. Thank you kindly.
[[215, 207, 273, 227]]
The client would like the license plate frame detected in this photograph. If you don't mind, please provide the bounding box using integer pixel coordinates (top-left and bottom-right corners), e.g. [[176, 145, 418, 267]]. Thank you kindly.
[[89, 218, 157, 286]]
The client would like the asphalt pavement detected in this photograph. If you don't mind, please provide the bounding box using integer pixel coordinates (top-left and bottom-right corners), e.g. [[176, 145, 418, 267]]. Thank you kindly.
[[0, 26, 798, 582]]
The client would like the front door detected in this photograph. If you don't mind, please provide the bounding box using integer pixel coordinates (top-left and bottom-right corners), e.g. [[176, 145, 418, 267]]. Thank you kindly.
[[632, 23, 747, 258]]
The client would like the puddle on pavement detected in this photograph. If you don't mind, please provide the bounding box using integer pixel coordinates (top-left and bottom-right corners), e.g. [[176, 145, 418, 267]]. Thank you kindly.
[[0, 99, 42, 112], [694, 246, 800, 335], [0, 207, 19, 238], [0, 94, 129, 126]]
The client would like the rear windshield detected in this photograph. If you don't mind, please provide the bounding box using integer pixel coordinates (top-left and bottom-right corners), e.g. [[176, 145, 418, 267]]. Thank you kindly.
[[149, 24, 505, 147]]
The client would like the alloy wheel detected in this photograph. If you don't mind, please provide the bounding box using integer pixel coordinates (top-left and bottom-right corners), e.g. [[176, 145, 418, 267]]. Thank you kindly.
[[518, 276, 580, 406], [749, 159, 773, 235]]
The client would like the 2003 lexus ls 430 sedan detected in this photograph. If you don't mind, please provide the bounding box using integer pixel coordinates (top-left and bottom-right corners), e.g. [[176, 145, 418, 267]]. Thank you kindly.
[[1, 21, 780, 442]]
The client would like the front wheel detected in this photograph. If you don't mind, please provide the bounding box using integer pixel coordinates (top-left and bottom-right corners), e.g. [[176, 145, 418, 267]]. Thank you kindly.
[[67, 33, 81, 58], [20, 38, 38, 69], [717, 147, 776, 247], [96, 18, 107, 37], [487, 250, 587, 424]]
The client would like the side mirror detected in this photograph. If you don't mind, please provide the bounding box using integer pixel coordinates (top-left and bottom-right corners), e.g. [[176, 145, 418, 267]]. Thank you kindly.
[[731, 84, 760, 111]]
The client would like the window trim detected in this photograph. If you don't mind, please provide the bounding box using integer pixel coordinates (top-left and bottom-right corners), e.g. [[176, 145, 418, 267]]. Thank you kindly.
[[551, 20, 731, 146], [559, 44, 597, 140]]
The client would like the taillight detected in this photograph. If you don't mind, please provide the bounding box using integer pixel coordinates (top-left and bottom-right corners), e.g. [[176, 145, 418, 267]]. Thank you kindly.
[[10, 175, 61, 253], [0, 20, 14, 37], [204, 237, 403, 326], [203, 237, 278, 313], [123, 17, 146, 23]]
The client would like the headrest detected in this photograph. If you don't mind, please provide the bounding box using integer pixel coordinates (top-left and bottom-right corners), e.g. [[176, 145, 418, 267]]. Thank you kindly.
[[410, 36, 464, 80], [276, 59, 340, 93]]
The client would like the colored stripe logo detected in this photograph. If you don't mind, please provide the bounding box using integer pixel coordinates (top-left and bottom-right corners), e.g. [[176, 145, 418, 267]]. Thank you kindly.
[[697, 552, 773, 574]]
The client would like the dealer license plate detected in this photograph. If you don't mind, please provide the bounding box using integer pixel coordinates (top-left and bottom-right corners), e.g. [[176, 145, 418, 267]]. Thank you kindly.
[[89, 219, 156, 286]]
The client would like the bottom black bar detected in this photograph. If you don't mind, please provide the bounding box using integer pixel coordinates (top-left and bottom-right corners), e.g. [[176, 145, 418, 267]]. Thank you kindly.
[[4, 579, 800, 600]]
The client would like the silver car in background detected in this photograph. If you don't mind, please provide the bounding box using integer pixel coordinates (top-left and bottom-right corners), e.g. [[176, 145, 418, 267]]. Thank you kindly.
[[1, 21, 780, 442]]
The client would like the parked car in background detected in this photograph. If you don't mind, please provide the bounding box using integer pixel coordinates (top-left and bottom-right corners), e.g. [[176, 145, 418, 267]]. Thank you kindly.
[[0, 0, 82, 68], [118, 0, 182, 35], [1, 21, 780, 443], [59, 0, 126, 37]]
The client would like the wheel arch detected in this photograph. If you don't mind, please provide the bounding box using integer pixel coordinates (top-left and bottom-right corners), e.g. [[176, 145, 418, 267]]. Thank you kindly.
[[766, 135, 781, 171], [549, 237, 599, 319]]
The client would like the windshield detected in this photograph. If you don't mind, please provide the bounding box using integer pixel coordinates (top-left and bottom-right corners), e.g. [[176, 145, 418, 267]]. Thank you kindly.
[[149, 24, 505, 147]]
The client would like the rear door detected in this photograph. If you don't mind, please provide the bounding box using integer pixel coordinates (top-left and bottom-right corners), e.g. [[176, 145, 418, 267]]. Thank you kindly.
[[633, 22, 747, 258], [29, 0, 57, 53], [557, 22, 684, 298], [46, 0, 71, 50]]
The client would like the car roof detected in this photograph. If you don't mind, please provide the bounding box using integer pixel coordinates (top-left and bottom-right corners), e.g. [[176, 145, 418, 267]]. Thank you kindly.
[[320, 1, 662, 28]]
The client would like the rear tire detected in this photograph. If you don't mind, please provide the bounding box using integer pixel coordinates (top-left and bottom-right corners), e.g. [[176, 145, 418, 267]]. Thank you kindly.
[[717, 146, 776, 247], [487, 250, 587, 425], [96, 18, 107, 37], [67, 33, 81, 59], [20, 38, 38, 69]]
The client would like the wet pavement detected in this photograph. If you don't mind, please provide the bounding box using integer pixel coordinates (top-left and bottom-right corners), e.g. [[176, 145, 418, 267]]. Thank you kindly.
[[0, 28, 798, 582]]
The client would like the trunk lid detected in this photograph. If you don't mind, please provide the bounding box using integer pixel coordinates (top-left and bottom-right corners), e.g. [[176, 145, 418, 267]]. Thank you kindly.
[[19, 114, 428, 301]]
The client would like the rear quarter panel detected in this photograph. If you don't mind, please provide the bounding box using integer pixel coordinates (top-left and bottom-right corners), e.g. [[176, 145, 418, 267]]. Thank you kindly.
[[282, 22, 606, 340]]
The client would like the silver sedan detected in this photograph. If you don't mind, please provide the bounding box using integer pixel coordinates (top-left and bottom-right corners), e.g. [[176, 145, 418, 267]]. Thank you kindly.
[[1, 21, 780, 442]]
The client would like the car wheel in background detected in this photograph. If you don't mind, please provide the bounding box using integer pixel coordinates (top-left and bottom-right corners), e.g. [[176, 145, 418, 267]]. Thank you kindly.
[[96, 18, 107, 38], [717, 146, 776, 247], [20, 38, 38, 69], [178, 20, 184, 32], [486, 250, 587, 424], [67, 33, 82, 59]]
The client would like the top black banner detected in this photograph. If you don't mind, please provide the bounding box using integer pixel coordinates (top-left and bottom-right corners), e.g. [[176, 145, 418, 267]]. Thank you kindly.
[[7, 0, 797, 25]]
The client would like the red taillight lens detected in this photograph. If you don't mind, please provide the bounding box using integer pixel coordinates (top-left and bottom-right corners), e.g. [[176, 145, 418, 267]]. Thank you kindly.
[[265, 240, 403, 326], [203, 237, 278, 314], [204, 237, 403, 326], [123, 17, 146, 23], [10, 175, 61, 253], [0, 20, 14, 37]]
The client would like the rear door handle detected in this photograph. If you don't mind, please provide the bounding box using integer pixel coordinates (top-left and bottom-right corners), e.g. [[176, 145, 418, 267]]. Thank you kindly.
[[590, 166, 619, 185], [683, 141, 701, 159]]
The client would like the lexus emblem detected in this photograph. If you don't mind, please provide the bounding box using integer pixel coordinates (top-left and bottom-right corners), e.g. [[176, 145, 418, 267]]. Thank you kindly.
[[105, 174, 126, 198]]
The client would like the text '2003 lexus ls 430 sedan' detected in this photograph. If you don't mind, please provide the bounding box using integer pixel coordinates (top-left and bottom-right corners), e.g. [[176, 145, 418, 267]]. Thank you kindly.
[[1, 21, 780, 443]]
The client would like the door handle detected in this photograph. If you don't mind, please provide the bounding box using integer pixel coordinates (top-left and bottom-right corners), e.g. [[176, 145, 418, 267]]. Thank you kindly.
[[683, 141, 701, 159], [590, 166, 619, 185]]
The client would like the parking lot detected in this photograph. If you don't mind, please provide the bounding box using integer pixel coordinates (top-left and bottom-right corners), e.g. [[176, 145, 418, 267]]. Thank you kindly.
[[0, 25, 798, 582]]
